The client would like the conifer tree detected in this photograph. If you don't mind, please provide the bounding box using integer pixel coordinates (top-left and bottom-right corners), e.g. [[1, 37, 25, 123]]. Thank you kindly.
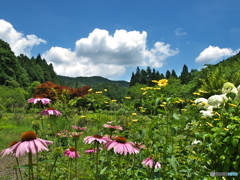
[[180, 64, 190, 84]]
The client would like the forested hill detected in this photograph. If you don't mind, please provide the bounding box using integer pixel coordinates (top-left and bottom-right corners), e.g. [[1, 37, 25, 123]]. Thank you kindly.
[[128, 51, 240, 97], [0, 39, 60, 87], [58, 75, 130, 88]]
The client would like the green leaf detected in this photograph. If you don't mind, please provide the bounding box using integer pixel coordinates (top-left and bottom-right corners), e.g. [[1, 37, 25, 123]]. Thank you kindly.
[[173, 113, 180, 120], [167, 155, 179, 171], [100, 166, 108, 175], [227, 124, 236, 129], [232, 138, 239, 147]]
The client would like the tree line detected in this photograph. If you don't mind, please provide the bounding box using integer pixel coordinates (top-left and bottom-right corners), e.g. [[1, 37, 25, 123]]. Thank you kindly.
[[0, 39, 60, 88]]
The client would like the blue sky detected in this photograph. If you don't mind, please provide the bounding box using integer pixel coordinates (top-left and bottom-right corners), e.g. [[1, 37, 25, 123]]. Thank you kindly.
[[0, 0, 240, 81]]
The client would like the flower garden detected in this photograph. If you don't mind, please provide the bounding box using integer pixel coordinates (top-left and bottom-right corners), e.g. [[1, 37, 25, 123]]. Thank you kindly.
[[0, 80, 239, 179]]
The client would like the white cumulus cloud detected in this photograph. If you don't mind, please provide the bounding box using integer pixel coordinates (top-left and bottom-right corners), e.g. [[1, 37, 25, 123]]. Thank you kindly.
[[43, 28, 178, 79], [195, 46, 239, 63], [0, 19, 46, 56]]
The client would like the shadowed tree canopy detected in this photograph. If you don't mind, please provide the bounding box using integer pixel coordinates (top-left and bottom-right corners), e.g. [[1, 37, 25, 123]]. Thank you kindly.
[[0, 39, 61, 87]]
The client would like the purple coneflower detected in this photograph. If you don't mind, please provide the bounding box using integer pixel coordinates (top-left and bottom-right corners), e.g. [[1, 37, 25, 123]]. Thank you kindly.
[[84, 135, 111, 144], [56, 130, 71, 137], [105, 137, 140, 155], [84, 148, 103, 154], [103, 124, 123, 130], [72, 125, 87, 131], [64, 147, 80, 158], [27, 97, 51, 104], [142, 156, 161, 169], [1, 131, 53, 157], [40, 107, 62, 116]]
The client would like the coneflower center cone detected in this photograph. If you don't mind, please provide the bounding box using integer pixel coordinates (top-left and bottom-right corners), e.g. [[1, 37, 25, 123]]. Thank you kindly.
[[115, 137, 127, 143], [92, 135, 103, 139], [9, 141, 19, 147], [69, 147, 76, 151], [21, 131, 37, 142]]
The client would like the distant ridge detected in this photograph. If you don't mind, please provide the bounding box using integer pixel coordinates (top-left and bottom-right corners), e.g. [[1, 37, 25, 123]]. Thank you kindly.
[[58, 75, 130, 87]]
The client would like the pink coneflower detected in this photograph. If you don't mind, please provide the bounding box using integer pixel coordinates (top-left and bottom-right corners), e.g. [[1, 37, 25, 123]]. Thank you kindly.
[[105, 137, 140, 155], [83, 135, 111, 144], [1, 131, 53, 157], [72, 125, 87, 131], [27, 97, 51, 104], [40, 107, 62, 116], [103, 124, 123, 130], [84, 148, 103, 154], [56, 130, 71, 137], [142, 156, 161, 169], [64, 147, 80, 158]]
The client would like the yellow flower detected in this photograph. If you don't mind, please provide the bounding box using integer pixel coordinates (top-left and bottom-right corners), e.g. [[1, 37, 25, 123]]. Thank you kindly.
[[206, 122, 213, 127], [214, 118, 220, 121], [88, 88, 92, 91], [162, 102, 167, 104], [139, 107, 143, 109], [104, 101, 109, 104], [179, 99, 184, 102], [228, 103, 237, 107], [181, 109, 187, 111], [154, 87, 161, 90], [132, 113, 137, 116], [125, 97, 131, 99], [142, 92, 147, 95], [132, 119, 138, 122], [81, 116, 86, 118], [201, 102, 208, 106], [224, 128, 229, 131], [141, 109, 146, 112], [95, 91, 102, 94], [157, 79, 168, 87], [111, 100, 117, 102], [198, 89, 207, 93], [104, 89, 108, 91], [193, 92, 200, 95], [146, 87, 153, 89], [141, 88, 146, 90], [160, 104, 165, 107]]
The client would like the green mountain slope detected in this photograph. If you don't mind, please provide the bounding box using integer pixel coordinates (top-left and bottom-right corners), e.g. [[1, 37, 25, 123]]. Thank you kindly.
[[58, 75, 130, 88]]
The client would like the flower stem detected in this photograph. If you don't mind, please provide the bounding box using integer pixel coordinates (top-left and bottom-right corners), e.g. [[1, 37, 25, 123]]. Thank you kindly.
[[15, 157, 23, 180], [48, 156, 58, 180], [95, 142, 100, 180], [75, 140, 78, 178], [28, 153, 34, 180], [148, 161, 156, 179], [117, 155, 121, 179]]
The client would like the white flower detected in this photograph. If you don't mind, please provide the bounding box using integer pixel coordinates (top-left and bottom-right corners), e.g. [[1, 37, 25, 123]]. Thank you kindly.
[[200, 110, 214, 118], [191, 139, 201, 145], [207, 94, 227, 107], [194, 98, 209, 109], [221, 82, 237, 94], [206, 106, 213, 111], [234, 85, 240, 101]]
